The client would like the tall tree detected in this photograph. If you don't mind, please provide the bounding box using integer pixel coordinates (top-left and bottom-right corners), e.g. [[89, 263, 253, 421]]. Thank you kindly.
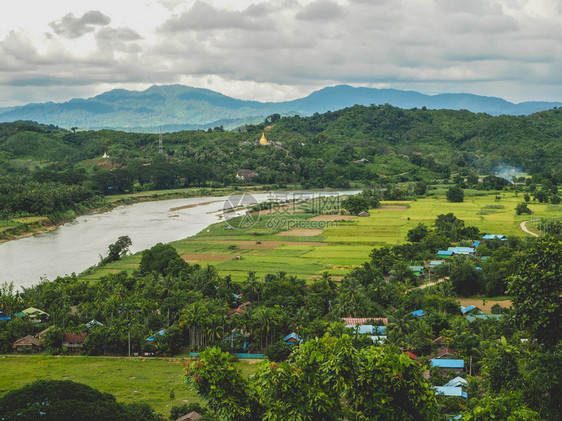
[[508, 236, 562, 348]]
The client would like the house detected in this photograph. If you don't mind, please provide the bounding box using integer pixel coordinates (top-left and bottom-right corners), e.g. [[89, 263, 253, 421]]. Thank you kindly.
[[227, 308, 245, 317], [358, 211, 370, 217], [472, 241, 481, 248], [62, 332, 87, 351], [433, 347, 458, 359], [482, 234, 506, 241], [342, 317, 388, 325], [444, 376, 468, 388], [235, 169, 258, 181], [437, 250, 454, 257], [0, 311, 11, 321], [405, 351, 418, 360], [85, 319, 104, 328], [428, 260, 444, 268], [411, 309, 426, 317], [15, 307, 49, 324], [431, 359, 464, 375], [465, 314, 502, 322], [447, 247, 476, 255], [353, 158, 369, 164], [345, 324, 387, 344], [176, 412, 202, 421], [433, 386, 467, 398], [146, 330, 166, 342], [283, 332, 303, 345], [460, 305, 480, 315], [13, 335, 41, 352], [409, 266, 425, 276]]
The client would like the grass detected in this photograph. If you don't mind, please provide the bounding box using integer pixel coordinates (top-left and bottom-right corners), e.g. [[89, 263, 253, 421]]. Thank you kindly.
[[79, 192, 560, 283], [0, 355, 259, 417]]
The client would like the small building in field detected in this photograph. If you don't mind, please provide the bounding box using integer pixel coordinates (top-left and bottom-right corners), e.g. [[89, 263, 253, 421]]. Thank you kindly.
[[62, 332, 87, 351], [13, 335, 41, 353]]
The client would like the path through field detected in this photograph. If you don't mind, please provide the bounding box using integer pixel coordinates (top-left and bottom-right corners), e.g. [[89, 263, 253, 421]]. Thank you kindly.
[[520, 221, 539, 237]]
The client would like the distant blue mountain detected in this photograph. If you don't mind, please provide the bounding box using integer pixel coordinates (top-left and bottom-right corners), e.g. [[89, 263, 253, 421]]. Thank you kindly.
[[0, 84, 559, 132]]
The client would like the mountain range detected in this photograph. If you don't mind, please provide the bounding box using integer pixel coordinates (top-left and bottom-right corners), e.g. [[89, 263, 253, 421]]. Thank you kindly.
[[1, 84, 560, 132]]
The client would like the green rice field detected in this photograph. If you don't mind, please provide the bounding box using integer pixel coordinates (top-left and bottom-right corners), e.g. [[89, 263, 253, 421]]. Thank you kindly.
[[80, 192, 560, 283]]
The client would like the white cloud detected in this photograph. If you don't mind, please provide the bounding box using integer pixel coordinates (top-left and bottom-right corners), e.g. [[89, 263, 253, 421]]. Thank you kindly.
[[49, 11, 112, 39], [0, 0, 561, 106]]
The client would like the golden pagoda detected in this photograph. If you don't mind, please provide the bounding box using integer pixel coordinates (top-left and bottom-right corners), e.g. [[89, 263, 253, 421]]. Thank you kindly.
[[259, 132, 269, 145]]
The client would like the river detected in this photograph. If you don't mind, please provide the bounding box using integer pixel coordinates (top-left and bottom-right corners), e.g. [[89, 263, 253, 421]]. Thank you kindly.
[[0, 190, 358, 289]]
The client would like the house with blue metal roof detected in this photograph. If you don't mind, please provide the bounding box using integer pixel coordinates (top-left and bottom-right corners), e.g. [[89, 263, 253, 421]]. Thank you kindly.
[[437, 250, 454, 256], [431, 359, 464, 375], [433, 386, 468, 398], [409, 265, 425, 276], [482, 234, 506, 241], [411, 310, 426, 317], [447, 247, 476, 255], [460, 305, 480, 315], [283, 332, 303, 345]]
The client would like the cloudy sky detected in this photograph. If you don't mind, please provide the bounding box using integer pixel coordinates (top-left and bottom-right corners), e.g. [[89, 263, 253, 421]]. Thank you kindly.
[[1, 0, 561, 106]]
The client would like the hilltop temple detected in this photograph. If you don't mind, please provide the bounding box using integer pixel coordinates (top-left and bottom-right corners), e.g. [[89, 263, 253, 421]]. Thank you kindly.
[[259, 132, 269, 145]]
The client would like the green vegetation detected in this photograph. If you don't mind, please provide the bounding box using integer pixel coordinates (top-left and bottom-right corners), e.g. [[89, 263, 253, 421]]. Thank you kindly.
[[187, 337, 437, 420], [0, 355, 259, 417], [1, 105, 562, 419], [0, 379, 160, 420]]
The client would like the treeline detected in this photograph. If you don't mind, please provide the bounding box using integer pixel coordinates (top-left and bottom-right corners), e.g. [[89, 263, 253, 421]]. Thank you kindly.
[[0, 176, 103, 220], [1, 105, 561, 189]]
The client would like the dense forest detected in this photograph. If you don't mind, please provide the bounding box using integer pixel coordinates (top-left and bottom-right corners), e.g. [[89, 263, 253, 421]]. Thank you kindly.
[[1, 223, 560, 419], [1, 105, 561, 186]]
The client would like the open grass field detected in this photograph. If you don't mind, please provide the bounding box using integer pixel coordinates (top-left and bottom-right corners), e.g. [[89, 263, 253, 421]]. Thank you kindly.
[[80, 191, 560, 283], [0, 355, 258, 417]]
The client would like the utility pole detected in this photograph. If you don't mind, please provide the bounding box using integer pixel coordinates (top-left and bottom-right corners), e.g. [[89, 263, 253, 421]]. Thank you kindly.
[[159, 127, 163, 154], [128, 330, 131, 357]]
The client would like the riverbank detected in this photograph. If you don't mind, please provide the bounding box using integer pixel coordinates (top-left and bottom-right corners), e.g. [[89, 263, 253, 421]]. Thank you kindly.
[[0, 185, 278, 244]]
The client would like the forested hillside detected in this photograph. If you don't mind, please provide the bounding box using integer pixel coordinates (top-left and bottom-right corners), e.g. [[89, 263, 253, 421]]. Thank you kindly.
[[1, 105, 560, 186]]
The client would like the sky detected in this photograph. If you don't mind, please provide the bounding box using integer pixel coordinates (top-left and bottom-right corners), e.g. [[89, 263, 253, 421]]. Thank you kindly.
[[0, 0, 561, 107]]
